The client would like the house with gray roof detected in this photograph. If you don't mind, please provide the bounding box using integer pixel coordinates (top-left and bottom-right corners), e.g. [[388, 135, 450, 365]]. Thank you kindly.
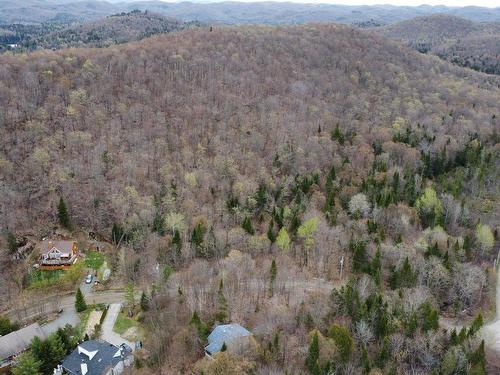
[[204, 323, 252, 357], [56, 340, 132, 375], [0, 323, 47, 371]]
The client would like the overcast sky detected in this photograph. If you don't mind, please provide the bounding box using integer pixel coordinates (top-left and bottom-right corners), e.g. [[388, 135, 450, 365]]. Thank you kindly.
[[292, 0, 500, 6], [159, 0, 500, 7]]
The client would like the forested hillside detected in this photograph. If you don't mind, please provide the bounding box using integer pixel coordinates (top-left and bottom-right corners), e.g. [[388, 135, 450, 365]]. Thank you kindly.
[[0, 11, 199, 52], [0, 24, 499, 373], [374, 14, 500, 75]]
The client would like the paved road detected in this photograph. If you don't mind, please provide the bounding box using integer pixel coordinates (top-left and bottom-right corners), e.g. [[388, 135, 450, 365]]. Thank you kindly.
[[40, 289, 126, 335], [42, 306, 79, 335], [100, 303, 134, 349], [482, 269, 500, 352], [6, 275, 335, 345], [441, 269, 500, 354]]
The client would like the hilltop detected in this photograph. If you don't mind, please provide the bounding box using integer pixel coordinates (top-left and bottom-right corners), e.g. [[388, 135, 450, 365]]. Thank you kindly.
[[0, 11, 200, 51]]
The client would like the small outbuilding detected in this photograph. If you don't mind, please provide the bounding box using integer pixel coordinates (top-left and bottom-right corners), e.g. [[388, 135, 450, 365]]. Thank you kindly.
[[204, 323, 252, 357]]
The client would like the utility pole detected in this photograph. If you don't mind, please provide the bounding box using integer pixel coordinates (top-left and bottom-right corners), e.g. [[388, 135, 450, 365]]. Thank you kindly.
[[339, 256, 344, 281]]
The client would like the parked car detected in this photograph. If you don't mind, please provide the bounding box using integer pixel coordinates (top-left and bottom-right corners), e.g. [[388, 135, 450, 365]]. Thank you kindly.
[[85, 274, 93, 284]]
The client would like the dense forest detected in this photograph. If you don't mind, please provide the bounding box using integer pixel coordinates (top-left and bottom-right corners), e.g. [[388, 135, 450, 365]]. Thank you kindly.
[[0, 23, 499, 374], [374, 14, 500, 75]]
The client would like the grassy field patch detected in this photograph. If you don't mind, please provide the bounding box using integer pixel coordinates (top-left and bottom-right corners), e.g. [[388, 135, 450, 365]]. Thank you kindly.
[[28, 269, 64, 287], [113, 312, 138, 335], [85, 251, 105, 271], [28, 261, 85, 291]]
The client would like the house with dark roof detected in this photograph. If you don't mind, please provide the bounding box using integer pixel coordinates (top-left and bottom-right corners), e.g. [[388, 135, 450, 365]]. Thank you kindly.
[[204, 323, 252, 357], [0, 323, 47, 371], [39, 239, 78, 269], [56, 340, 132, 375]]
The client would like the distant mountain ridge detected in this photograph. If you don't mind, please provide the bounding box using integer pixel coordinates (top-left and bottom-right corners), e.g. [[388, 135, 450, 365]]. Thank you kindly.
[[1, 1, 500, 24]]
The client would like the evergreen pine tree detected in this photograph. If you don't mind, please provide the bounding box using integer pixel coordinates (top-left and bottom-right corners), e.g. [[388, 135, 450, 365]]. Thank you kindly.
[[350, 239, 368, 273], [172, 229, 182, 260], [55, 327, 72, 353], [12, 352, 41, 375], [390, 257, 417, 290], [419, 302, 439, 332], [57, 197, 72, 230], [191, 222, 207, 257], [75, 288, 87, 312], [152, 211, 165, 235], [269, 259, 277, 297], [6, 231, 17, 253], [468, 313, 484, 337], [463, 234, 472, 261], [305, 331, 321, 375], [442, 251, 452, 270], [242, 216, 255, 235], [267, 220, 276, 243], [111, 223, 124, 245], [332, 124, 345, 145], [329, 324, 354, 362], [140, 291, 150, 311], [425, 242, 441, 258], [370, 248, 382, 285], [376, 336, 390, 368], [216, 279, 228, 322], [361, 346, 371, 374], [469, 340, 486, 375], [391, 171, 400, 200], [189, 311, 209, 340], [406, 313, 418, 337]]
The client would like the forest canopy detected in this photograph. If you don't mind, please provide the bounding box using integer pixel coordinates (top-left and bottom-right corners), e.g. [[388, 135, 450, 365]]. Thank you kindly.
[[0, 23, 499, 374]]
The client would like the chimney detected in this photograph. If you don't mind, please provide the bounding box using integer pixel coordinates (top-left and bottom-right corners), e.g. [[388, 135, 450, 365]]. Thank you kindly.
[[48, 241, 53, 250]]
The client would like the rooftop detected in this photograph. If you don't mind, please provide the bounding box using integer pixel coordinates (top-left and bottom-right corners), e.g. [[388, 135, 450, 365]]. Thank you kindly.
[[61, 340, 131, 375], [0, 323, 47, 360], [205, 323, 251, 355], [40, 239, 76, 256]]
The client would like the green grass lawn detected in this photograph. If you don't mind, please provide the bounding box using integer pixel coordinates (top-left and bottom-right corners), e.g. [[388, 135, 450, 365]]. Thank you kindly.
[[84, 251, 105, 271], [113, 312, 138, 335], [28, 262, 84, 290], [28, 269, 63, 285]]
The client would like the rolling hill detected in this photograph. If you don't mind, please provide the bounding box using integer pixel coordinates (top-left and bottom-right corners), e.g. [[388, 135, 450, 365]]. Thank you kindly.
[[1, 1, 500, 25], [22, 10, 201, 49], [374, 14, 500, 75]]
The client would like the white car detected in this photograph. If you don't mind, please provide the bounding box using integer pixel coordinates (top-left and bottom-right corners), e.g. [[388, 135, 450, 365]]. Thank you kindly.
[[85, 274, 93, 284]]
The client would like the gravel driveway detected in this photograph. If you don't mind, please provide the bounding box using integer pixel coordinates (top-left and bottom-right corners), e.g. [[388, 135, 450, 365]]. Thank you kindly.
[[100, 303, 134, 349]]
